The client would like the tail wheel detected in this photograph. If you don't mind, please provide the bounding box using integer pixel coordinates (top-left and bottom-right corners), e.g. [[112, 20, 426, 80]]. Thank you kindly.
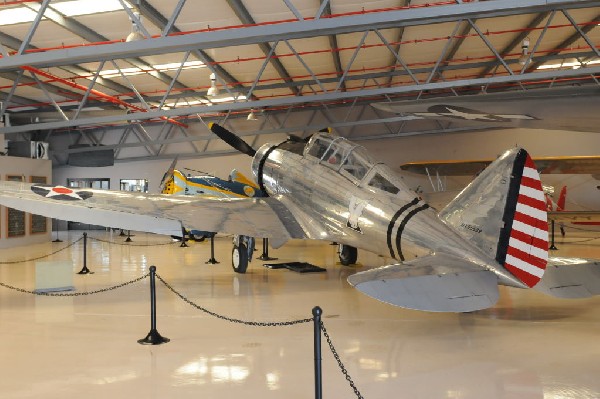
[[232, 243, 249, 274], [339, 245, 358, 266]]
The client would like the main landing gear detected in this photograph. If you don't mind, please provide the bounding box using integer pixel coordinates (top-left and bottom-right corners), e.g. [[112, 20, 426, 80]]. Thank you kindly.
[[339, 244, 358, 266], [232, 235, 255, 273]]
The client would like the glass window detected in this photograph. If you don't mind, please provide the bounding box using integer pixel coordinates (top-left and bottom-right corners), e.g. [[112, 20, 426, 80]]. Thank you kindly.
[[340, 148, 372, 181], [120, 179, 148, 192], [368, 172, 400, 195]]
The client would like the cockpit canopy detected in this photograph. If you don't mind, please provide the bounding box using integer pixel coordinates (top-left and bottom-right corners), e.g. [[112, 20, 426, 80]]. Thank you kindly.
[[304, 133, 403, 196]]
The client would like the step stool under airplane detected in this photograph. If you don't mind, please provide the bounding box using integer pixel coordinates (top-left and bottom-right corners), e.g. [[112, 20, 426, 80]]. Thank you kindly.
[[0, 123, 599, 312]]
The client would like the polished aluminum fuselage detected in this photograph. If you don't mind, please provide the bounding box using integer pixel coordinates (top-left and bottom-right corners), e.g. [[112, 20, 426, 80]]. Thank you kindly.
[[252, 142, 523, 288]]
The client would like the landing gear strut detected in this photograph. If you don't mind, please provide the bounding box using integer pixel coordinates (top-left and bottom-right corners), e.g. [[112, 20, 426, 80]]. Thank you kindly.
[[339, 244, 358, 266]]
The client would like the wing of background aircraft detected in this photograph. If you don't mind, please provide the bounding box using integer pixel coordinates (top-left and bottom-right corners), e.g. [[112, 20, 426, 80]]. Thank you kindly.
[[0, 181, 305, 248], [400, 156, 600, 176], [372, 85, 600, 134]]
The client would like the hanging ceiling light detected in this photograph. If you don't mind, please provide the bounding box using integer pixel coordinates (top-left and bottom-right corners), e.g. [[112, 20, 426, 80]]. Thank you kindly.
[[126, 12, 145, 42], [207, 73, 219, 97], [247, 109, 258, 121], [518, 37, 531, 66]]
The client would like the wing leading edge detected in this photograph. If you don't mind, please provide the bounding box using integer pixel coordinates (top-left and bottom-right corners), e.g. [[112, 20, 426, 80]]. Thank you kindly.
[[347, 253, 499, 312], [0, 181, 305, 248]]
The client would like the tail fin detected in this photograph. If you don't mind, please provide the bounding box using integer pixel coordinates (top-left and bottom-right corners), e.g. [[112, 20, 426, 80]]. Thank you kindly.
[[439, 148, 548, 288], [557, 186, 567, 211]]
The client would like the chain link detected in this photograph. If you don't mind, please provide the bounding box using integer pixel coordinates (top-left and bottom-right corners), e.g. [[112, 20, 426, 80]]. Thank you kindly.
[[156, 273, 312, 326], [0, 237, 84, 264], [0, 273, 149, 296], [321, 321, 364, 399], [89, 236, 178, 246]]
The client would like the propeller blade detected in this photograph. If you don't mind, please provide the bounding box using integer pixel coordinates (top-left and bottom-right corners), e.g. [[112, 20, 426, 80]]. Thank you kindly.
[[159, 156, 178, 193], [208, 123, 256, 157]]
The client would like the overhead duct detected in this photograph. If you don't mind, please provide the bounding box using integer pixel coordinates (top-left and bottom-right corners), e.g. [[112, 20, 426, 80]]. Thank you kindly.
[[67, 144, 114, 167]]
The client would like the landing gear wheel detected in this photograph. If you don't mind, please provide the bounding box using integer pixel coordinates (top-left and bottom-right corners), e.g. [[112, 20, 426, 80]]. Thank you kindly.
[[232, 243, 249, 274], [339, 245, 358, 266]]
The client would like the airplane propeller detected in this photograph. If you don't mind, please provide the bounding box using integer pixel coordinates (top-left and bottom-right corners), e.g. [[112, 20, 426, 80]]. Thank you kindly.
[[158, 156, 178, 193], [208, 123, 257, 157]]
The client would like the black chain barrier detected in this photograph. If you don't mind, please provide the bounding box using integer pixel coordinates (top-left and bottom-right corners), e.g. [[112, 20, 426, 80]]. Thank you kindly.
[[321, 321, 364, 399], [0, 237, 83, 264], [155, 273, 363, 398], [89, 236, 178, 246], [155, 273, 312, 326], [0, 273, 149, 296]]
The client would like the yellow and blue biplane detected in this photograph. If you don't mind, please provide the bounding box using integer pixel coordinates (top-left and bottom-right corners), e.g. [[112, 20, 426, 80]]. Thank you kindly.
[[160, 166, 266, 272]]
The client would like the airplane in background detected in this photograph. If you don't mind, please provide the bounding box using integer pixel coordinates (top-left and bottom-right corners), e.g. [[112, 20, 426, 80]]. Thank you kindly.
[[371, 85, 600, 134], [158, 160, 267, 272], [1, 123, 599, 312]]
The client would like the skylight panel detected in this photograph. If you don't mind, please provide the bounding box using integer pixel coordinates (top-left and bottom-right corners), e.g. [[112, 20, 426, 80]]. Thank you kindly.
[[51, 0, 130, 17], [0, 7, 42, 26]]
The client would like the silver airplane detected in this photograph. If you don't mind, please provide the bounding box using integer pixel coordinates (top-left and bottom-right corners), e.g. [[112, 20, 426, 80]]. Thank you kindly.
[[0, 123, 599, 312]]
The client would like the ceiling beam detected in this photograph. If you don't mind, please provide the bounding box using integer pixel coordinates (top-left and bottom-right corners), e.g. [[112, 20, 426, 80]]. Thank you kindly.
[[225, 0, 300, 96], [0, 0, 595, 71], [3, 64, 599, 135]]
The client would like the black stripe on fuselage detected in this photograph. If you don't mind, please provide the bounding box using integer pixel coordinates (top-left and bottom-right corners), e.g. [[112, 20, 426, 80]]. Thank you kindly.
[[395, 203, 430, 262], [387, 198, 420, 259]]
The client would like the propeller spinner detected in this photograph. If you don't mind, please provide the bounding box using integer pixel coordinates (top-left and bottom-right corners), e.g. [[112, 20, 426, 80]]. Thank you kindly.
[[208, 123, 257, 157]]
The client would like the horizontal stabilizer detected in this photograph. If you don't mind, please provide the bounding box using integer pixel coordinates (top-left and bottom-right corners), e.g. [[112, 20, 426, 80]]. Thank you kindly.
[[535, 257, 600, 298], [348, 254, 499, 312]]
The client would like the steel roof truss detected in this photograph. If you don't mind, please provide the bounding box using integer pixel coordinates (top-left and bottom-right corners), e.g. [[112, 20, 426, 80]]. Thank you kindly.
[[426, 21, 464, 84], [284, 39, 328, 93], [247, 41, 280, 101], [73, 60, 106, 120], [18, 0, 49, 55], [561, 9, 600, 58], [158, 51, 191, 110], [374, 28, 419, 85], [282, 0, 304, 21], [161, 0, 187, 37], [119, 0, 152, 39], [519, 10, 556, 74], [315, 0, 330, 20], [28, 71, 69, 121], [336, 31, 370, 92], [467, 18, 514, 76], [0, 69, 23, 119]]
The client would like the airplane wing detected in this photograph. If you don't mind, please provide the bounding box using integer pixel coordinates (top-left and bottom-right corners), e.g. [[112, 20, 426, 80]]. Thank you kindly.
[[347, 253, 499, 312], [535, 257, 600, 298], [372, 85, 600, 134], [0, 181, 306, 248], [548, 211, 600, 223], [400, 156, 600, 176]]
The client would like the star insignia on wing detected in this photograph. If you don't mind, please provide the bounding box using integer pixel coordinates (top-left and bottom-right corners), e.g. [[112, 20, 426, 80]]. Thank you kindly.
[[31, 185, 93, 201]]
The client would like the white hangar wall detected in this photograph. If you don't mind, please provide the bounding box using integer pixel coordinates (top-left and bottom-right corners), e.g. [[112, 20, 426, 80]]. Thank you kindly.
[[52, 126, 599, 198]]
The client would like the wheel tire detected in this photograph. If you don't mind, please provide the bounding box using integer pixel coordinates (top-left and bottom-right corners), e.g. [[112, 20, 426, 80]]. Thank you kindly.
[[232, 243, 249, 274], [339, 245, 358, 266]]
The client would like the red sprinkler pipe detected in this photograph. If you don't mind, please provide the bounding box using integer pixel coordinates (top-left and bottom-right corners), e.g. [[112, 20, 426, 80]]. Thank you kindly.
[[20, 65, 188, 128]]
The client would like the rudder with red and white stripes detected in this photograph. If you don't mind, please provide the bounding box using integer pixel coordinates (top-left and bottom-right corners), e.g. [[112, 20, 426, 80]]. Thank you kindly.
[[496, 151, 548, 287]]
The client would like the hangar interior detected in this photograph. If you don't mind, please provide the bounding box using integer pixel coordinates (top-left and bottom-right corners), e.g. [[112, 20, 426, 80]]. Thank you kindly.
[[0, 0, 599, 398]]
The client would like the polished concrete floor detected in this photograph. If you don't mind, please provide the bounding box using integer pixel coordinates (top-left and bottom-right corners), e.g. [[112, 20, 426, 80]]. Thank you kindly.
[[0, 227, 599, 399]]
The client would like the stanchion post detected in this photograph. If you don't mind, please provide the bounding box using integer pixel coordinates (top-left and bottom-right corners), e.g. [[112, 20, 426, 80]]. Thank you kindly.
[[550, 219, 558, 250], [258, 237, 277, 261], [313, 306, 323, 399], [180, 226, 188, 248], [77, 232, 93, 274], [205, 235, 219, 264], [138, 266, 170, 345], [125, 230, 133, 242]]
